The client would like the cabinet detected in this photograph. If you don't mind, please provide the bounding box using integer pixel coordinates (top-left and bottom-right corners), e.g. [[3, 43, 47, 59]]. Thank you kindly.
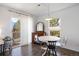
[[32, 31, 46, 44]]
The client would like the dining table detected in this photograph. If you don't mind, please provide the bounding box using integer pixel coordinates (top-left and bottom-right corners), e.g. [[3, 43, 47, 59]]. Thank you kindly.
[[38, 36, 60, 56]]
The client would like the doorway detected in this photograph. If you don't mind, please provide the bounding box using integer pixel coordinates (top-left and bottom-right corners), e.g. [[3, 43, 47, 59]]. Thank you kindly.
[[12, 20, 20, 48]]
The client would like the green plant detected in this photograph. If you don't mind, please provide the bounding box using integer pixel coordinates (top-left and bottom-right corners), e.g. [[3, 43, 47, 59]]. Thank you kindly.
[[50, 17, 59, 27]]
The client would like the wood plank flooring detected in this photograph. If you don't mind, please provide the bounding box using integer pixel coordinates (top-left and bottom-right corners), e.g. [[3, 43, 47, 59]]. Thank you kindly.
[[4, 44, 79, 56]]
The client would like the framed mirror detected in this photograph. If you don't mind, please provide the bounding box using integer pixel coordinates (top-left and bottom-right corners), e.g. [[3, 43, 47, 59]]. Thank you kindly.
[[36, 22, 44, 31]]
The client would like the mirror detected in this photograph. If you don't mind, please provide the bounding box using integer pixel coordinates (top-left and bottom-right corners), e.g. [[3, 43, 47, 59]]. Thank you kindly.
[[36, 22, 44, 31]]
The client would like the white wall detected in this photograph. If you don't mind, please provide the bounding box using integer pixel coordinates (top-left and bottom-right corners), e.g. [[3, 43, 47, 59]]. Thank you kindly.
[[0, 6, 14, 38], [20, 15, 28, 45], [0, 6, 34, 45], [20, 15, 34, 45], [34, 5, 79, 52], [28, 16, 34, 44]]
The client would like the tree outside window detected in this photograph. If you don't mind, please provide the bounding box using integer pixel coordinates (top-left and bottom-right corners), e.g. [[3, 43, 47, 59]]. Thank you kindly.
[[49, 17, 61, 37]]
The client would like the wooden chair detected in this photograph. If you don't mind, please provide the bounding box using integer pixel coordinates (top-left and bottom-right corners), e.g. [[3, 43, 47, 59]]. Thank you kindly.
[[47, 41, 57, 56]]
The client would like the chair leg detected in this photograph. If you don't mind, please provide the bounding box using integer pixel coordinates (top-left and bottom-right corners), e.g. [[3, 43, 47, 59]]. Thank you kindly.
[[47, 50, 50, 56], [55, 50, 57, 56], [0, 44, 5, 56], [9, 48, 12, 55], [3, 45, 5, 56], [53, 49, 57, 56], [2, 45, 4, 56], [0, 45, 3, 56]]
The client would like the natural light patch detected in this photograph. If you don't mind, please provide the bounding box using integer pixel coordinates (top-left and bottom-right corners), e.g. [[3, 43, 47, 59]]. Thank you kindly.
[[48, 17, 61, 37], [45, 18, 52, 21], [11, 18, 19, 23], [49, 26, 61, 31]]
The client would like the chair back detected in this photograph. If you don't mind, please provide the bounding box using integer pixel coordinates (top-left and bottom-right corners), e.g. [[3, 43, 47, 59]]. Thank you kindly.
[[3, 36, 13, 49], [47, 41, 57, 49]]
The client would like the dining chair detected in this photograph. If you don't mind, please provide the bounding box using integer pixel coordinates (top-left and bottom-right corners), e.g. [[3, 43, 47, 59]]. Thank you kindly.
[[47, 41, 57, 56], [3, 36, 13, 55], [40, 42, 48, 56], [0, 45, 3, 55]]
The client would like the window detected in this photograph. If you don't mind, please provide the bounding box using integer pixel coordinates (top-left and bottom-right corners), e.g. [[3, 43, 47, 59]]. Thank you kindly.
[[49, 17, 61, 37]]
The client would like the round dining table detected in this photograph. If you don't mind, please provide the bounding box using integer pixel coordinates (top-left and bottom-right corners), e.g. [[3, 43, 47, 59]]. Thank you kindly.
[[38, 36, 60, 56], [39, 36, 60, 42]]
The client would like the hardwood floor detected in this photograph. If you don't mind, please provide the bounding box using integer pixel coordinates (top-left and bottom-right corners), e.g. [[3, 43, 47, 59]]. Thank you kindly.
[[12, 44, 43, 56], [59, 48, 79, 56], [4, 44, 79, 56]]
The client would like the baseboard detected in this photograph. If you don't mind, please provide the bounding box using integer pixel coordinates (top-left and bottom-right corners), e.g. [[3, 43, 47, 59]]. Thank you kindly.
[[60, 46, 79, 52]]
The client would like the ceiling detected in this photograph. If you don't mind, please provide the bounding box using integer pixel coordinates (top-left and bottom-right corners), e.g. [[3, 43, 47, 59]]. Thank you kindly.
[[0, 3, 77, 17]]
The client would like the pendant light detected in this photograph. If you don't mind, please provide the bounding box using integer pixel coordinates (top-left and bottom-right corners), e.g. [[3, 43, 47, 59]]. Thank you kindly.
[[45, 4, 52, 21]]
